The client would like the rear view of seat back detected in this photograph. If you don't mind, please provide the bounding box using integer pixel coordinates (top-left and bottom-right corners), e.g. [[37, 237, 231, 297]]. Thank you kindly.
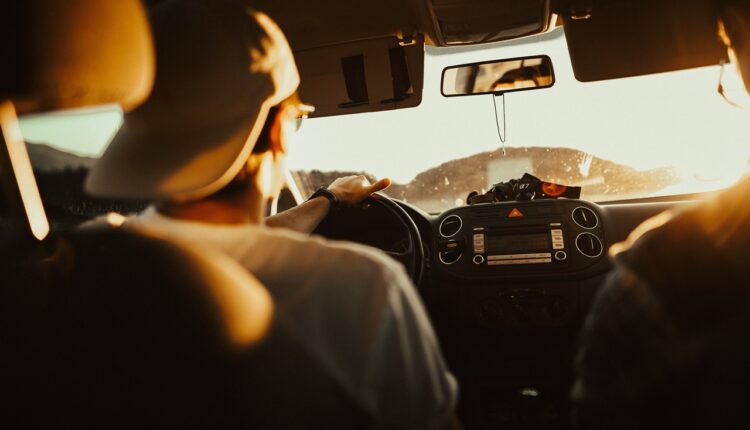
[[0, 228, 271, 429]]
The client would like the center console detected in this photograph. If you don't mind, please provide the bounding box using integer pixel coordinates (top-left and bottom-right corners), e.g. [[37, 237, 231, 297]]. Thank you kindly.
[[435, 199, 607, 279], [429, 199, 611, 430]]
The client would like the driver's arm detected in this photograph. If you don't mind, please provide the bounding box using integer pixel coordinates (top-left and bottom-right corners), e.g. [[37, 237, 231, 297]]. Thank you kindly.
[[265, 175, 390, 234]]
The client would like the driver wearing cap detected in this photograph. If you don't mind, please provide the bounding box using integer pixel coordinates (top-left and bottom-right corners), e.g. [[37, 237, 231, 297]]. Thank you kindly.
[[85, 1, 457, 429]]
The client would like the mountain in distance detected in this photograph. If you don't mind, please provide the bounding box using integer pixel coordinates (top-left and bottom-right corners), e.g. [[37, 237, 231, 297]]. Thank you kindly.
[[26, 141, 97, 172], [294, 147, 679, 212], [23, 142, 145, 221]]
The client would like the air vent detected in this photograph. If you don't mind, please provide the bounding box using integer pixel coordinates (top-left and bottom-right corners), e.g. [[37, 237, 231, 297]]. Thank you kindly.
[[439, 250, 462, 265], [575, 233, 604, 258], [572, 206, 599, 229], [439, 215, 463, 238]]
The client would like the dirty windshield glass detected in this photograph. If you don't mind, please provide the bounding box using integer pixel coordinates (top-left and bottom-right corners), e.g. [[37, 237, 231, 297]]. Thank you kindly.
[[287, 28, 750, 212], [18, 28, 750, 214]]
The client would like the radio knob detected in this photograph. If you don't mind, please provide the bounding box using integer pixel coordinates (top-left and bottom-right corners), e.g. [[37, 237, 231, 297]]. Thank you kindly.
[[473, 255, 485, 265], [554, 250, 567, 261]]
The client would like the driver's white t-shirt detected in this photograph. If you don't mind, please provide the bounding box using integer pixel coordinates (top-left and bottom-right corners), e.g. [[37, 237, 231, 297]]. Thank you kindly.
[[123, 206, 458, 429]]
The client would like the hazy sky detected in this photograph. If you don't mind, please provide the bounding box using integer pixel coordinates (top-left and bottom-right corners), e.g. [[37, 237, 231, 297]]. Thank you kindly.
[[19, 28, 750, 190]]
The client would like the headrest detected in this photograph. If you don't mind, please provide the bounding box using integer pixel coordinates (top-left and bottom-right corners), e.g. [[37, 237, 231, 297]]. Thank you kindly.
[[0, 0, 154, 114], [559, 0, 727, 82]]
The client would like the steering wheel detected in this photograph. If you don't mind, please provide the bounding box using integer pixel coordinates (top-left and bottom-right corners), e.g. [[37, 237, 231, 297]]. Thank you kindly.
[[369, 193, 424, 285], [313, 192, 424, 285]]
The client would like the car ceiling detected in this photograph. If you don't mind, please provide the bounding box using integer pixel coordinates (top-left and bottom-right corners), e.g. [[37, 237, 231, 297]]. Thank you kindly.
[[246, 0, 726, 80], [244, 0, 551, 51], [247, 0, 417, 52]]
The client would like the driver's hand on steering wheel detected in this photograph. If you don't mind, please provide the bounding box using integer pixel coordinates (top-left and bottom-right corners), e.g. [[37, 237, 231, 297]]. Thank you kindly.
[[328, 175, 391, 206]]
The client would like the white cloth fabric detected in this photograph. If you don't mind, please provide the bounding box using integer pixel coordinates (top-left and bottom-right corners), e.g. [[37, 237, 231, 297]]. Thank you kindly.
[[121, 206, 457, 429]]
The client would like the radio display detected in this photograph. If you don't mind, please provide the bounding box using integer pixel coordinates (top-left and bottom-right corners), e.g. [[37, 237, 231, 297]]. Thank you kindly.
[[487, 233, 550, 253]]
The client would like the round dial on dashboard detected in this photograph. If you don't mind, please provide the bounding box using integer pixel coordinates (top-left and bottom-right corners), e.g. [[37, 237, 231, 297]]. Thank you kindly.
[[572, 206, 599, 229], [439, 250, 462, 265], [439, 214, 463, 238], [575, 232, 604, 258]]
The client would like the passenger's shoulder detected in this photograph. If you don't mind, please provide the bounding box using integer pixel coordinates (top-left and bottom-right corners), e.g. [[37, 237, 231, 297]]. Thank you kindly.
[[611, 176, 750, 306], [621, 186, 749, 266]]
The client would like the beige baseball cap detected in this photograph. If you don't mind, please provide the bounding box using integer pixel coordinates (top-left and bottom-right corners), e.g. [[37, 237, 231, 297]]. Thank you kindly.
[[86, 0, 300, 202]]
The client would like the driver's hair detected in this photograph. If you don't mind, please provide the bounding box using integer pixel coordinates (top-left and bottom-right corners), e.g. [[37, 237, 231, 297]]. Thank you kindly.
[[252, 92, 301, 155], [210, 93, 299, 201]]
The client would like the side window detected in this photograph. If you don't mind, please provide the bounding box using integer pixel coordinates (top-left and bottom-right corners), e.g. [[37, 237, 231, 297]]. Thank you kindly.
[[20, 109, 146, 225]]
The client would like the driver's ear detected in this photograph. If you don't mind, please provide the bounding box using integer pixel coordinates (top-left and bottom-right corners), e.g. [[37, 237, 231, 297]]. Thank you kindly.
[[268, 105, 293, 157]]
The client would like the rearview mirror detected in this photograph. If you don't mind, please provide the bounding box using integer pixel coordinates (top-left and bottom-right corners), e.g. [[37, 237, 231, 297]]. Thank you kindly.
[[441, 55, 555, 97]]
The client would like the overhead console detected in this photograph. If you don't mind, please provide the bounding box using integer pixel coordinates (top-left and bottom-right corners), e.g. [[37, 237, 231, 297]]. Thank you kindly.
[[434, 199, 608, 280], [411, 0, 552, 46]]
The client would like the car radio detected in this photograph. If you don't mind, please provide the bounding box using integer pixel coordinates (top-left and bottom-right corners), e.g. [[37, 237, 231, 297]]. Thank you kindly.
[[435, 200, 606, 276], [471, 223, 567, 266]]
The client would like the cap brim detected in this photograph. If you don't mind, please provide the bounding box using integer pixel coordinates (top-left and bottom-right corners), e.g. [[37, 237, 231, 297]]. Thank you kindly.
[[86, 98, 269, 202]]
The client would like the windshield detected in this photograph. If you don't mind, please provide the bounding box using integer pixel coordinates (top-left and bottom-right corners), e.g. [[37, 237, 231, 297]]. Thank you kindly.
[[19, 28, 750, 214]]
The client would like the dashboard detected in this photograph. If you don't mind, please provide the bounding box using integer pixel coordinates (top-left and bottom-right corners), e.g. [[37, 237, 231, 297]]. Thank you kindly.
[[314, 195, 693, 430], [434, 200, 608, 280], [428, 200, 610, 331], [315, 197, 672, 330]]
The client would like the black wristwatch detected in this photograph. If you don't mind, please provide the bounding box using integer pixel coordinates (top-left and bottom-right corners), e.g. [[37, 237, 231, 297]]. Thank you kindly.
[[308, 186, 338, 206]]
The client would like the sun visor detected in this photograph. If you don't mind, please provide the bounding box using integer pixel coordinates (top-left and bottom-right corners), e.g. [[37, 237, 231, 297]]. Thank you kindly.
[[0, 0, 154, 115], [561, 0, 727, 82], [295, 35, 424, 118]]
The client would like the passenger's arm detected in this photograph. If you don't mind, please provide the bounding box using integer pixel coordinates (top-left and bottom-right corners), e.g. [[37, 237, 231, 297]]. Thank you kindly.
[[265, 175, 390, 234]]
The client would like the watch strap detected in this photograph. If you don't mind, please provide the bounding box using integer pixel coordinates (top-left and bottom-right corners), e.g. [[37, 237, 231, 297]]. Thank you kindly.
[[308, 186, 338, 205]]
